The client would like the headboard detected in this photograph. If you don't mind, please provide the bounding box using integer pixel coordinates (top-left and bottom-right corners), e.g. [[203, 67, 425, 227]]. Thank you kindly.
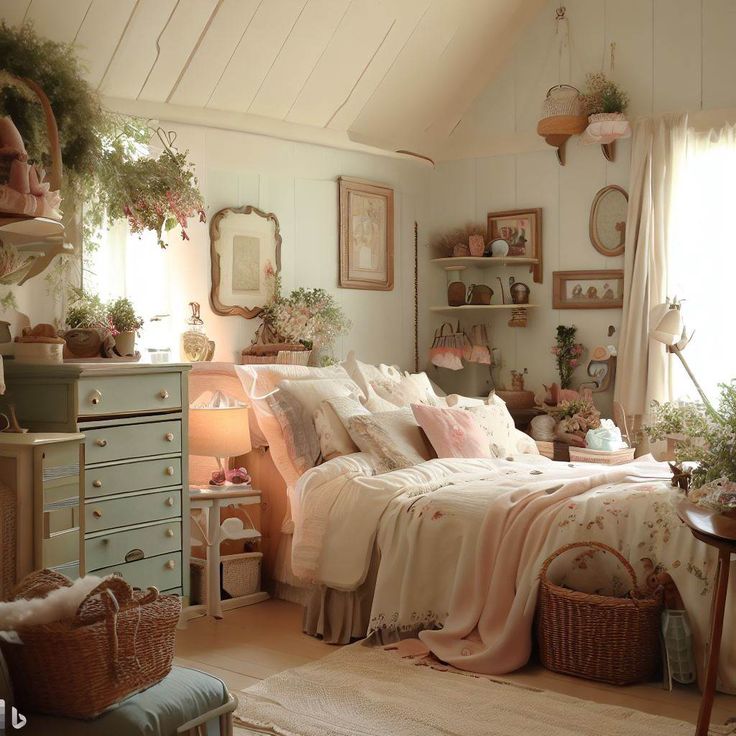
[[188, 362, 287, 587]]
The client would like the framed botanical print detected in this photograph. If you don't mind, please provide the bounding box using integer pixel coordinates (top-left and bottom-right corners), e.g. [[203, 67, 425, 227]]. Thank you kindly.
[[209, 205, 281, 318], [487, 208, 543, 283], [553, 270, 624, 309], [338, 177, 394, 290]]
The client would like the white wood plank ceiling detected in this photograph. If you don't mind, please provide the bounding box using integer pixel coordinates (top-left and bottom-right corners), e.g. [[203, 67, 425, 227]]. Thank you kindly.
[[0, 0, 544, 160]]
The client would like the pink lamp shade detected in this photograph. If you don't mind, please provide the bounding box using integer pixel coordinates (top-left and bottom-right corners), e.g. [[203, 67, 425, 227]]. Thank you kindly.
[[189, 390, 251, 460]]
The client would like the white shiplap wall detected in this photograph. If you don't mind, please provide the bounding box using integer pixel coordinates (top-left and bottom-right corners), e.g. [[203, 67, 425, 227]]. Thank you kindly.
[[421, 0, 736, 415]]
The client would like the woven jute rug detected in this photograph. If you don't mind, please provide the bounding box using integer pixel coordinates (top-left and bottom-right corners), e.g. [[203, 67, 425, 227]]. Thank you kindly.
[[235, 642, 735, 736]]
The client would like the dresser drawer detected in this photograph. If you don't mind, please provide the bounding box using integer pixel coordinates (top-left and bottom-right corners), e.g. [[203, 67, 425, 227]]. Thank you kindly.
[[95, 552, 182, 592], [85, 457, 181, 499], [86, 521, 181, 572], [86, 489, 181, 533], [84, 420, 182, 465], [78, 372, 182, 417]]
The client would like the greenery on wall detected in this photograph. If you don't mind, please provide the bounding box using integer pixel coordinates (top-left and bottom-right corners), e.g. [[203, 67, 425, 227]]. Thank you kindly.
[[0, 22, 205, 255]]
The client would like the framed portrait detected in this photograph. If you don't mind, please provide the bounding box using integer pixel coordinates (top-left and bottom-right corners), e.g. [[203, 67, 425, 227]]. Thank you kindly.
[[589, 185, 628, 257], [553, 270, 624, 309], [487, 208, 543, 282], [209, 205, 282, 319], [339, 177, 394, 290]]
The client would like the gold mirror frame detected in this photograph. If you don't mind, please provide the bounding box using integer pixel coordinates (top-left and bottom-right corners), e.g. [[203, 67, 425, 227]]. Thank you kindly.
[[209, 205, 282, 319], [589, 185, 628, 257]]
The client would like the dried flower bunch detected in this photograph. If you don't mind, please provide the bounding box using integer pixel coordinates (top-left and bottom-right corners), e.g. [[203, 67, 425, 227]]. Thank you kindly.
[[547, 398, 602, 435], [552, 325, 584, 389], [581, 72, 630, 115], [430, 224, 487, 256], [645, 381, 736, 495]]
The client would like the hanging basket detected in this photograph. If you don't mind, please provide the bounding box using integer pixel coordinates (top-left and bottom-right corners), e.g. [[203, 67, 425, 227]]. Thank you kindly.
[[537, 85, 588, 137], [581, 112, 632, 145]]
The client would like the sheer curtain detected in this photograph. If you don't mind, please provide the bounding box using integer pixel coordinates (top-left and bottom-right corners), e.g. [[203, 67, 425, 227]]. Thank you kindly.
[[614, 114, 689, 423], [668, 123, 736, 404]]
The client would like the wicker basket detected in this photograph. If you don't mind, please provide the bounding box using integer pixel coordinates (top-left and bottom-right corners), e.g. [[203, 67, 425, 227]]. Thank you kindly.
[[568, 447, 636, 465], [0, 570, 181, 719], [537, 85, 588, 137], [190, 552, 262, 604], [240, 343, 311, 366], [537, 542, 662, 685]]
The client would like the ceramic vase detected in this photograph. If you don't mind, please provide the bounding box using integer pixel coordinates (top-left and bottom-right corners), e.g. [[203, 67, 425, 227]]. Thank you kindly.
[[115, 330, 136, 356], [468, 234, 485, 257]]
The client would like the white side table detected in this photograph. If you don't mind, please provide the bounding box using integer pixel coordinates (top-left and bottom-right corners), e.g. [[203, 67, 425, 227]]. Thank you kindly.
[[183, 485, 269, 622]]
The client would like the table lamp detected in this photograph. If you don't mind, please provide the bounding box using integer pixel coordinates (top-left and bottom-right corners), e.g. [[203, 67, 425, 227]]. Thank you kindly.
[[649, 300, 717, 418], [189, 390, 252, 485]]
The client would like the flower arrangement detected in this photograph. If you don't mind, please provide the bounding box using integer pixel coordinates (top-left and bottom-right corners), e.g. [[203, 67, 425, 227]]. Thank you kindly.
[[430, 224, 487, 257], [106, 297, 143, 335], [581, 72, 630, 115], [261, 266, 351, 358], [546, 397, 602, 435], [644, 381, 736, 499], [552, 325, 584, 389]]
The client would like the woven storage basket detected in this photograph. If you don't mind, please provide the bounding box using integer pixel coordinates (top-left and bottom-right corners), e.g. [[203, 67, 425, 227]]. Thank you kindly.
[[240, 343, 311, 366], [190, 552, 262, 604], [537, 542, 662, 685], [0, 570, 181, 719], [568, 447, 636, 465], [537, 85, 588, 137]]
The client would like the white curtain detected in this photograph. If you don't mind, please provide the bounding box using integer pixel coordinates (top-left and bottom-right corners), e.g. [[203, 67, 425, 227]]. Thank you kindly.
[[614, 113, 689, 423], [668, 123, 736, 404]]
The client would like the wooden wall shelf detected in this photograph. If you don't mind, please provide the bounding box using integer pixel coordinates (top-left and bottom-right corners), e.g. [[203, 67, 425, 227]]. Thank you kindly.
[[431, 256, 538, 269], [429, 304, 538, 313]]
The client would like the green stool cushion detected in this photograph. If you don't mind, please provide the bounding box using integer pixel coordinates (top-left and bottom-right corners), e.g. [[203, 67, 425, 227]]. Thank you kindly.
[[24, 666, 231, 736]]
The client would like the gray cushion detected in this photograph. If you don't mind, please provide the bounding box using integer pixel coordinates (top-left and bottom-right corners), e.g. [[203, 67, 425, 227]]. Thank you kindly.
[[22, 666, 231, 736]]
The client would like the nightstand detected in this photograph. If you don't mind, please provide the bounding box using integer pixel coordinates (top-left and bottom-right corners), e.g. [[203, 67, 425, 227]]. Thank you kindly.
[[184, 485, 269, 621]]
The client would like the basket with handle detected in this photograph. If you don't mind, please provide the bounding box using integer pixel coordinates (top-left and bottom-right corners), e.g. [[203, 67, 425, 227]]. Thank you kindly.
[[537, 84, 588, 137], [536, 541, 662, 685], [0, 570, 181, 719]]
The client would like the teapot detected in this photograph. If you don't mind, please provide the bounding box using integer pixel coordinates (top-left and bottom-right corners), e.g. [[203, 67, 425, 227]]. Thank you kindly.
[[467, 283, 493, 305], [508, 276, 530, 304]]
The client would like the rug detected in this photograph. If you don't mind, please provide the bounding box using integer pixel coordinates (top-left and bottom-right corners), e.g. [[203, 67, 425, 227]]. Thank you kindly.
[[235, 642, 735, 736]]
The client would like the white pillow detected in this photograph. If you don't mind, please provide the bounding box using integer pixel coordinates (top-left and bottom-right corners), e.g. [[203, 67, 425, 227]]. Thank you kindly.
[[236, 364, 352, 486], [361, 386, 399, 413], [314, 396, 369, 460], [347, 408, 433, 473], [465, 395, 538, 456], [402, 371, 441, 405], [370, 376, 431, 408], [341, 351, 401, 399], [446, 390, 495, 408]]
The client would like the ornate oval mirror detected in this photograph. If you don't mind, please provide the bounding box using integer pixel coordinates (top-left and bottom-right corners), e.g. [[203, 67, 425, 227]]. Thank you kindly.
[[209, 205, 282, 319], [589, 185, 628, 257]]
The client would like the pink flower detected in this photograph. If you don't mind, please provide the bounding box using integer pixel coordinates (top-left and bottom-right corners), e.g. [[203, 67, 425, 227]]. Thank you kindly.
[[570, 359, 578, 368]]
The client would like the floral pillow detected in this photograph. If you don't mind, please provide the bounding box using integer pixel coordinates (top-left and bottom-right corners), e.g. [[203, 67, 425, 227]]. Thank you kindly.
[[313, 396, 370, 460], [411, 404, 491, 459], [466, 397, 539, 457]]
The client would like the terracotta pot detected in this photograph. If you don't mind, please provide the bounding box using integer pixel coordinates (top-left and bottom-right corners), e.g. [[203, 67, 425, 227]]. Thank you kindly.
[[64, 328, 103, 358], [115, 330, 136, 356]]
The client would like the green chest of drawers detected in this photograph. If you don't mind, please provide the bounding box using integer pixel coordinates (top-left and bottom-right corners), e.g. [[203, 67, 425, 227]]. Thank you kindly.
[[4, 363, 191, 600]]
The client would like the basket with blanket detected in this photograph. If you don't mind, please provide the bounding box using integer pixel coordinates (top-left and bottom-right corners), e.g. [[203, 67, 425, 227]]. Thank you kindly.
[[0, 569, 181, 719]]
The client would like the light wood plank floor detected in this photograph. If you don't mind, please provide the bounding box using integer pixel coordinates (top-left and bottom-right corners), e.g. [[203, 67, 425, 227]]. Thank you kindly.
[[176, 599, 736, 734]]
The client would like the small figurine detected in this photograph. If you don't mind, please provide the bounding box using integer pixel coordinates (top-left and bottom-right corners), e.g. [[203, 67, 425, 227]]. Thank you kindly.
[[510, 368, 528, 392]]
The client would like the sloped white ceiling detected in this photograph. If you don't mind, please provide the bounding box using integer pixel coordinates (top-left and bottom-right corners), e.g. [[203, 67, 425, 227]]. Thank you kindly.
[[1, 0, 544, 160]]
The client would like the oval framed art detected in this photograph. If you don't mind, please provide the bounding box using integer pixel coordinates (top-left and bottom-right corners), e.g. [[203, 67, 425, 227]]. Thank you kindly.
[[589, 185, 628, 257]]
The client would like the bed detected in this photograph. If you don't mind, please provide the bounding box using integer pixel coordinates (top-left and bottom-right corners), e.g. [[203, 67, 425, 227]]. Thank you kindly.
[[190, 360, 736, 693]]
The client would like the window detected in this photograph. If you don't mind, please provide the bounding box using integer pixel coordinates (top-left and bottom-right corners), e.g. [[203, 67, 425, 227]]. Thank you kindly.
[[668, 124, 736, 404]]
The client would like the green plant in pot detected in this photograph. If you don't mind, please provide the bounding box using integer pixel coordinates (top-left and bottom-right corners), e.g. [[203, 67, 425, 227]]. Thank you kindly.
[[64, 290, 108, 358], [106, 297, 143, 356]]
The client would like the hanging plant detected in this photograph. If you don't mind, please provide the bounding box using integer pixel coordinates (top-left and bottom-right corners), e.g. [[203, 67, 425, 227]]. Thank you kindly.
[[0, 22, 205, 250], [581, 73, 629, 116]]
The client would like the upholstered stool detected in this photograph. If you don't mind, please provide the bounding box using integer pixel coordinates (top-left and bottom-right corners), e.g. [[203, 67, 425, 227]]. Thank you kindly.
[[0, 653, 235, 736]]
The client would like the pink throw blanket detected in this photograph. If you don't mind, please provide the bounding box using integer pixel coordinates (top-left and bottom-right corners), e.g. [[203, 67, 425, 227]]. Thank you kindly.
[[419, 457, 671, 674]]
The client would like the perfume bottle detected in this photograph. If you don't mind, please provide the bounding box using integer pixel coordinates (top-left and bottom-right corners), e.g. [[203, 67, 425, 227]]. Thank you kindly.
[[182, 302, 210, 362]]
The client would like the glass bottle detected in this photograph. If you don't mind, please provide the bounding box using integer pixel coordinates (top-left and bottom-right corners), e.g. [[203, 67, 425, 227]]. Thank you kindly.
[[181, 302, 210, 362]]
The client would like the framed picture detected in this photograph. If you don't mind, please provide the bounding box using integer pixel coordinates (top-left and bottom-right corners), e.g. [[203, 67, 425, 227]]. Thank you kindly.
[[209, 205, 282, 318], [589, 185, 628, 257], [339, 177, 394, 290], [487, 208, 543, 283], [553, 270, 624, 309]]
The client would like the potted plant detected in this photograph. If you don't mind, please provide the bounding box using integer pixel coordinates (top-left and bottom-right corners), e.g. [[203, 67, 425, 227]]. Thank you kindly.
[[551, 325, 584, 389], [580, 72, 631, 145], [64, 290, 108, 358], [106, 297, 143, 356]]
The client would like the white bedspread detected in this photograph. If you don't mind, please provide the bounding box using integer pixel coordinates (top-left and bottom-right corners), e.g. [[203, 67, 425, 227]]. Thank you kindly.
[[291, 454, 736, 690]]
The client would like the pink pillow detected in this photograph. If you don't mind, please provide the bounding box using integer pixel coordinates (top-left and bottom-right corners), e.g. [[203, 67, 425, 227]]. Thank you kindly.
[[411, 403, 492, 459]]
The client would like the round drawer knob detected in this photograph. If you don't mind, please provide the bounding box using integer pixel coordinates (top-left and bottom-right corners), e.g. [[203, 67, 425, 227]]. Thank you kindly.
[[164, 432, 174, 442], [92, 480, 103, 488], [165, 560, 176, 570], [158, 390, 169, 400], [89, 390, 103, 406], [165, 528, 175, 538], [165, 496, 175, 507], [165, 466, 175, 476], [95, 439, 108, 447], [92, 509, 103, 519]]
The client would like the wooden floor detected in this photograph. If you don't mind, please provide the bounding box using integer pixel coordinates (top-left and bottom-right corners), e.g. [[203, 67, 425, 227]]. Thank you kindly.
[[176, 599, 736, 734]]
